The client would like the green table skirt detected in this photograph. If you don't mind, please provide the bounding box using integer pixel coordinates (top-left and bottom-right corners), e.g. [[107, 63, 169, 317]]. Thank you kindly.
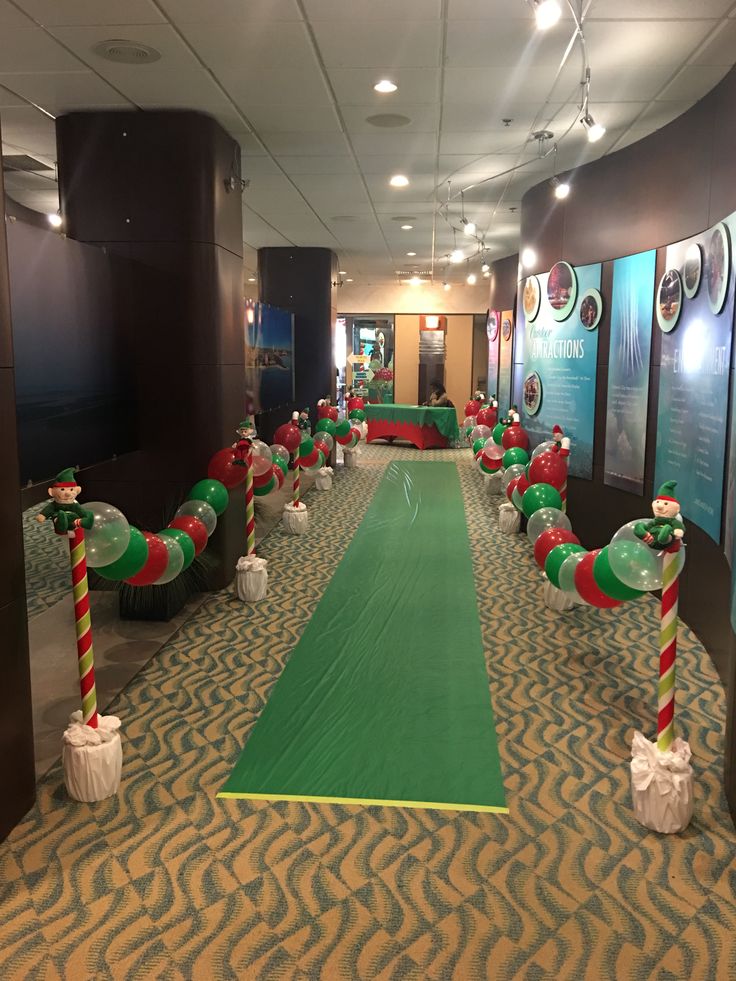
[[363, 403, 460, 440]]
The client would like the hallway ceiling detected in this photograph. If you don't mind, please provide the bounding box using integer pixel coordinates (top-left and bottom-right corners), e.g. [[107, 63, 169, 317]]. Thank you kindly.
[[1, 0, 735, 286]]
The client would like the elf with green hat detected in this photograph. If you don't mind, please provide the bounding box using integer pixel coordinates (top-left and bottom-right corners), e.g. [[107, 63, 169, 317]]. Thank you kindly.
[[232, 417, 257, 467], [36, 468, 94, 535], [634, 481, 685, 549]]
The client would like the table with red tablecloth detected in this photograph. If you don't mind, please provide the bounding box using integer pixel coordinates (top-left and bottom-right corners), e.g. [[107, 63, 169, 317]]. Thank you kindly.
[[364, 404, 460, 450]]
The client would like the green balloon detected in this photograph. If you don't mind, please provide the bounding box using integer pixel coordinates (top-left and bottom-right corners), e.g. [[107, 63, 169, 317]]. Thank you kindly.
[[465, 426, 474, 438], [96, 525, 148, 580], [299, 435, 314, 456], [187, 478, 229, 517], [349, 408, 366, 422], [502, 447, 529, 469], [479, 458, 497, 475], [492, 422, 507, 445], [473, 438, 486, 454], [159, 527, 196, 571], [521, 482, 562, 518], [274, 456, 288, 476], [315, 419, 337, 437], [545, 542, 586, 588], [253, 476, 276, 496], [335, 419, 351, 438], [593, 546, 646, 601]]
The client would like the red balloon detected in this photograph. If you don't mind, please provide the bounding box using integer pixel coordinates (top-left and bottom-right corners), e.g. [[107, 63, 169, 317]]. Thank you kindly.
[[168, 515, 208, 555], [350, 426, 362, 443], [516, 473, 530, 497], [506, 477, 520, 501], [207, 448, 247, 489], [336, 430, 353, 446], [328, 406, 339, 422], [533, 528, 581, 570], [476, 407, 496, 427], [482, 455, 502, 472], [502, 425, 530, 450], [317, 404, 331, 419], [125, 532, 169, 586], [474, 449, 483, 460], [528, 450, 568, 490], [299, 448, 320, 468], [347, 397, 365, 411], [574, 550, 623, 608], [254, 468, 274, 487], [313, 437, 331, 456], [464, 400, 481, 418], [274, 423, 301, 453], [272, 463, 285, 488]]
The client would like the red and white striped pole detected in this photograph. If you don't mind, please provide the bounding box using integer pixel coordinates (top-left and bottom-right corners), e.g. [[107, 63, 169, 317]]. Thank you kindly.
[[69, 527, 98, 728], [245, 454, 256, 556], [292, 455, 300, 506], [559, 437, 570, 513], [657, 542, 681, 752]]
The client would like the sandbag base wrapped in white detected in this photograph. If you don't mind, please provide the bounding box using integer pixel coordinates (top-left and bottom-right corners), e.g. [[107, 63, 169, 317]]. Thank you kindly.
[[484, 471, 503, 498], [315, 466, 333, 490], [282, 501, 309, 534], [499, 502, 521, 535], [235, 554, 268, 602], [543, 579, 575, 611], [62, 712, 122, 802], [343, 447, 360, 469], [630, 731, 694, 834]]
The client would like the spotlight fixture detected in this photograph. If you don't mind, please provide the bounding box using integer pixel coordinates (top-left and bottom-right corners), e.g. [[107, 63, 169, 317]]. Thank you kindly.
[[400, 224, 413, 230], [47, 212, 62, 228], [247, 276, 256, 282], [443, 282, 451, 291], [483, 270, 491, 278], [408, 275, 422, 286], [374, 79, 398, 93], [389, 174, 409, 187], [467, 273, 477, 286], [338, 269, 347, 274], [581, 112, 606, 143], [346, 278, 354, 282], [533, 0, 562, 30], [450, 249, 465, 264], [521, 246, 537, 269], [550, 176, 570, 199], [406, 251, 416, 256], [462, 219, 476, 236], [481, 260, 490, 273]]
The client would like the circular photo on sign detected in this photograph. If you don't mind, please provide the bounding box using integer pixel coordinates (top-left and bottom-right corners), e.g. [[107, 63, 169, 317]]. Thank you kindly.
[[579, 288, 603, 331], [547, 261, 577, 321], [683, 242, 702, 299], [656, 269, 682, 333], [486, 309, 499, 342], [522, 275, 541, 322], [706, 221, 730, 314], [523, 371, 542, 416], [502, 317, 512, 341]]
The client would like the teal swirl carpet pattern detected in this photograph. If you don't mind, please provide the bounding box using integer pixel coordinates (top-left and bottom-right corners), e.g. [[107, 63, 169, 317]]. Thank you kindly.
[[1, 444, 735, 979]]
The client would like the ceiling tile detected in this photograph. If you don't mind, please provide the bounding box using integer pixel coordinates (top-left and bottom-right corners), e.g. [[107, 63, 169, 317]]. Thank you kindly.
[[583, 20, 714, 69], [0, 84, 30, 107], [327, 67, 441, 105], [690, 17, 736, 65], [276, 155, 359, 175], [341, 104, 439, 134], [160, 0, 302, 22], [587, 0, 732, 17], [350, 131, 437, 156], [218, 64, 333, 106], [549, 63, 677, 103], [310, 21, 441, 69], [357, 154, 438, 175], [258, 131, 351, 155], [15, 1, 165, 25], [445, 19, 574, 68], [0, 27, 83, 72], [240, 104, 342, 134], [443, 66, 558, 105], [173, 21, 313, 68], [53, 23, 202, 71], [0, 70, 130, 112], [303, 0, 440, 19], [0, 1, 37, 28], [657, 64, 730, 99], [0, 105, 57, 155]]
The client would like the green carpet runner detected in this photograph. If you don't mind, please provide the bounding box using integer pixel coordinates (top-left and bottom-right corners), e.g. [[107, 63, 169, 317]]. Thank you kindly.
[[219, 460, 507, 812]]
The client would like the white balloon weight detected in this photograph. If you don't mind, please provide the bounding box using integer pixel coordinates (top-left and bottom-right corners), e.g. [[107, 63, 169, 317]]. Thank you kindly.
[[83, 502, 131, 568], [154, 535, 185, 585], [175, 499, 217, 536], [532, 440, 556, 459], [483, 437, 505, 460], [250, 440, 273, 476], [526, 507, 572, 544], [558, 551, 586, 596], [502, 464, 526, 489], [470, 425, 493, 443]]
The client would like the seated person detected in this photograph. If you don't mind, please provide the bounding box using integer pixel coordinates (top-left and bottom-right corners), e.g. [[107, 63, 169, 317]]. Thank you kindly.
[[423, 380, 450, 407]]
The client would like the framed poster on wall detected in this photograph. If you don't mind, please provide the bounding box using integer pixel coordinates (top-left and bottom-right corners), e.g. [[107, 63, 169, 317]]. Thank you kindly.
[[245, 302, 295, 411], [487, 309, 500, 399], [497, 310, 514, 411]]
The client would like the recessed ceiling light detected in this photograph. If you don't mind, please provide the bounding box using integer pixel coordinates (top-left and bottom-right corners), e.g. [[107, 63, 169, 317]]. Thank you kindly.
[[338, 270, 347, 274], [47, 213, 62, 228], [374, 79, 398, 93], [467, 273, 477, 285], [534, 0, 562, 31], [389, 174, 409, 188], [401, 224, 413, 230], [346, 278, 354, 282], [521, 247, 537, 268], [366, 114, 411, 128], [406, 251, 416, 256], [247, 276, 256, 282]]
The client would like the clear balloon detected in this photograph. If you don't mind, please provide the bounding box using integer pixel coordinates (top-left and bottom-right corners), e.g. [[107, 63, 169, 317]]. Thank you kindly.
[[502, 464, 526, 489], [250, 440, 273, 476], [558, 550, 587, 595], [612, 518, 653, 544], [314, 432, 334, 454], [463, 416, 477, 432], [175, 499, 217, 537], [532, 440, 556, 459], [470, 424, 493, 443], [154, 534, 185, 585], [270, 443, 290, 466], [526, 506, 572, 544], [84, 502, 131, 568], [483, 438, 505, 460]]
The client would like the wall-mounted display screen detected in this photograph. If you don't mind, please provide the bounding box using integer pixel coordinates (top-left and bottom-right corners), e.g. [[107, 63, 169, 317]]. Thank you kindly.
[[245, 302, 295, 411]]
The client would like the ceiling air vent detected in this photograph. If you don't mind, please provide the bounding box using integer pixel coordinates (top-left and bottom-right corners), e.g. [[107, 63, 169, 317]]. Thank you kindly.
[[366, 114, 411, 128], [2, 154, 53, 173], [93, 39, 162, 64]]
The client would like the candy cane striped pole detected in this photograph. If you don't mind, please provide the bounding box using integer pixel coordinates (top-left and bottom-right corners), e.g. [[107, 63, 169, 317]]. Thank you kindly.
[[245, 458, 256, 556], [69, 527, 98, 729], [657, 542, 681, 752], [292, 455, 300, 506], [559, 438, 570, 513]]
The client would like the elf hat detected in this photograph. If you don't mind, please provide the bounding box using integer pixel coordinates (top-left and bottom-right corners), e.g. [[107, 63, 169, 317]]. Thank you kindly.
[[237, 419, 253, 430], [53, 467, 78, 487], [655, 479, 679, 503], [552, 424, 563, 436]]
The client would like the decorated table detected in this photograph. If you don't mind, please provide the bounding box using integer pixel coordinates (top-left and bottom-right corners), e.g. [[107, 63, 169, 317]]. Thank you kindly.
[[364, 404, 460, 450]]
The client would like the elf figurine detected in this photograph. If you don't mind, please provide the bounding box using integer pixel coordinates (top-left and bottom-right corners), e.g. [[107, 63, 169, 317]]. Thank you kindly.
[[297, 408, 311, 434], [36, 468, 94, 535], [232, 417, 256, 467], [634, 481, 686, 550], [551, 424, 564, 451], [501, 404, 518, 426]]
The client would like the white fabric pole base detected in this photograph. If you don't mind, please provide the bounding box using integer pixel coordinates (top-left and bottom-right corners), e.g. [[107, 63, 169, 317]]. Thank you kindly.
[[62, 712, 122, 802], [282, 501, 309, 534], [499, 502, 521, 535], [315, 467, 333, 490], [235, 555, 268, 602], [630, 731, 694, 834], [484, 471, 503, 497], [543, 579, 575, 611], [343, 448, 360, 468]]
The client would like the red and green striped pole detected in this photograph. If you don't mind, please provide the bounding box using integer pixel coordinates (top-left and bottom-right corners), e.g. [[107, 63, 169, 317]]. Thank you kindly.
[[657, 542, 681, 752], [245, 456, 256, 556], [69, 527, 98, 728], [292, 454, 300, 506]]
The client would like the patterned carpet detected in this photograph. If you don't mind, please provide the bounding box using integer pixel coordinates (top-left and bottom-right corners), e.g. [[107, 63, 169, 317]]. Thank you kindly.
[[3, 444, 736, 980], [23, 502, 72, 619]]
